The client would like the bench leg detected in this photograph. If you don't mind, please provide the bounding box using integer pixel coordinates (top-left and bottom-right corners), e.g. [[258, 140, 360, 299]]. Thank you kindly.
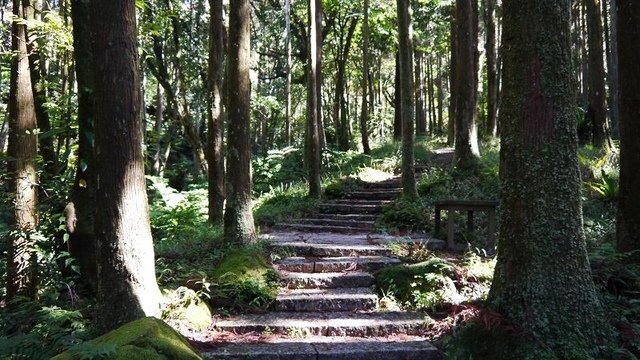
[[447, 210, 455, 249], [435, 209, 441, 236], [467, 211, 474, 234], [488, 209, 496, 250]]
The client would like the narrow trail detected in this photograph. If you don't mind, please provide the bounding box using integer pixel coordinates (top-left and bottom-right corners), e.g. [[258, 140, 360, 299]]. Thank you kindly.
[[198, 150, 455, 359]]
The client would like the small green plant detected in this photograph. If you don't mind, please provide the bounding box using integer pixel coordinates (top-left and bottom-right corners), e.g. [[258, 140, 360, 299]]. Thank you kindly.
[[585, 170, 619, 201]]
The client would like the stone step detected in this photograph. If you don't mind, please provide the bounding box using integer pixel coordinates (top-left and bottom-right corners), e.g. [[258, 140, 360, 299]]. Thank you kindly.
[[363, 180, 402, 189], [275, 223, 371, 234], [202, 338, 442, 360], [319, 203, 384, 214], [329, 199, 392, 205], [295, 218, 376, 229], [275, 287, 377, 312], [213, 311, 432, 337], [270, 242, 392, 257], [275, 256, 401, 273], [346, 189, 402, 200], [280, 271, 375, 289], [315, 214, 379, 222]]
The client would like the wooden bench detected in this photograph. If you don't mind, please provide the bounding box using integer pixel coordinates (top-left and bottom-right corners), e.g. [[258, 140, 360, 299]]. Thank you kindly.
[[434, 199, 499, 250]]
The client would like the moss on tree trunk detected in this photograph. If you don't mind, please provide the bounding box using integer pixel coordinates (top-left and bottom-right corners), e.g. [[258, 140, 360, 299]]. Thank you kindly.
[[487, 0, 611, 357]]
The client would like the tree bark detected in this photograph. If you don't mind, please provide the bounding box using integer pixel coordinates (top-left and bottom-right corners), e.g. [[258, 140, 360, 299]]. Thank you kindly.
[[335, 17, 358, 151], [360, 0, 371, 155], [436, 56, 444, 135], [224, 0, 256, 244], [606, 0, 620, 139], [585, 0, 611, 150], [447, 5, 457, 145], [415, 51, 426, 137], [6, 0, 39, 300], [453, 0, 480, 169], [91, 0, 162, 331], [484, 0, 498, 137], [69, 0, 97, 291], [616, 0, 640, 255], [397, 0, 417, 200], [207, 0, 225, 225], [285, 0, 292, 145], [305, 0, 322, 199], [488, 0, 611, 355], [393, 52, 402, 141]]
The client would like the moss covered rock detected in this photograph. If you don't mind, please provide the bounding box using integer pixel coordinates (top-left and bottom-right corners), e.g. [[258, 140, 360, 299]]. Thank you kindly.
[[162, 287, 213, 332], [53, 317, 202, 360], [209, 247, 280, 310]]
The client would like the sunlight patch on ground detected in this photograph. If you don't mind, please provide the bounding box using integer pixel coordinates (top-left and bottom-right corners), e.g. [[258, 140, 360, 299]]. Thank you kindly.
[[356, 168, 394, 183]]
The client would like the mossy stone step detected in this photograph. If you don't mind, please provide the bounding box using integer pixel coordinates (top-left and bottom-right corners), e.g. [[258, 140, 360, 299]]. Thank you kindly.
[[280, 271, 375, 289], [270, 242, 392, 257], [213, 311, 432, 337], [314, 214, 379, 222], [345, 189, 402, 200], [275, 287, 377, 312], [275, 256, 401, 273], [293, 218, 376, 229], [275, 223, 372, 234], [202, 339, 442, 360], [319, 203, 384, 214]]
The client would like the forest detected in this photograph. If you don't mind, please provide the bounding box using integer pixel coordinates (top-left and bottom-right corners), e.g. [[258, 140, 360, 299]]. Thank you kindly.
[[1, 0, 639, 359]]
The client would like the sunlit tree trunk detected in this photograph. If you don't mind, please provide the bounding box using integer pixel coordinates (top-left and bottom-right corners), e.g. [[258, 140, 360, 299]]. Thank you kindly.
[[91, 0, 162, 331], [393, 52, 402, 141], [447, 5, 457, 145], [6, 0, 39, 301], [305, 0, 322, 199], [415, 51, 426, 137], [484, 0, 498, 137], [453, 0, 480, 169], [606, 0, 619, 139], [224, 0, 256, 244], [585, 0, 611, 150], [616, 0, 640, 256], [360, 0, 371, 155], [285, 0, 292, 145], [488, 0, 611, 356], [207, 0, 225, 225], [397, 0, 417, 200]]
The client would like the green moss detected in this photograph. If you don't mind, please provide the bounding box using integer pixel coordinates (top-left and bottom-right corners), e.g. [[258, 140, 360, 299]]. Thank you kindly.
[[209, 248, 280, 310], [162, 288, 213, 332], [53, 317, 202, 360]]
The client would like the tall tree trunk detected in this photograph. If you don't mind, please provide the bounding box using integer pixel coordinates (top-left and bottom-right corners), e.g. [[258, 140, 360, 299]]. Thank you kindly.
[[415, 51, 426, 137], [224, 0, 256, 244], [152, 84, 165, 176], [448, 5, 457, 145], [397, 0, 417, 200], [436, 56, 444, 135], [306, 0, 322, 199], [488, 0, 611, 356], [454, 0, 480, 169], [393, 52, 402, 141], [207, 0, 225, 225], [606, 0, 619, 139], [484, 0, 498, 137], [360, 0, 371, 154], [616, 0, 640, 255], [24, 0, 57, 177], [585, 0, 611, 150], [427, 55, 437, 134], [335, 18, 358, 151], [69, 0, 97, 291], [285, 0, 292, 145], [6, 0, 39, 300], [91, 0, 162, 331]]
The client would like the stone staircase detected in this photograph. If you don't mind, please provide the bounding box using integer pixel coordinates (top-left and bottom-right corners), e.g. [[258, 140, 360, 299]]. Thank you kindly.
[[201, 177, 444, 359]]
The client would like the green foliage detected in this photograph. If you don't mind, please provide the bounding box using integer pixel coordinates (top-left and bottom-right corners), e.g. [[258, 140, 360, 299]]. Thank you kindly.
[[0, 299, 89, 359], [207, 248, 280, 312], [323, 176, 367, 199], [585, 170, 619, 201], [253, 184, 318, 226], [379, 198, 431, 232], [252, 147, 306, 195]]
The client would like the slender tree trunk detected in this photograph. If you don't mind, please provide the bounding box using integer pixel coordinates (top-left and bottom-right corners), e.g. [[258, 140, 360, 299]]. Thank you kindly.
[[415, 51, 426, 137], [454, 0, 480, 169], [68, 0, 97, 291], [488, 0, 611, 356], [484, 0, 498, 136], [0, 117, 9, 152], [393, 52, 402, 141], [336, 18, 358, 151], [448, 5, 457, 145], [606, 0, 620, 139], [91, 0, 162, 332], [427, 55, 437, 135], [207, 0, 225, 225], [436, 56, 444, 135], [285, 0, 292, 145], [306, 0, 322, 199], [585, 0, 611, 150], [616, 0, 640, 255], [152, 84, 164, 176], [360, 0, 371, 154], [224, 0, 256, 244], [397, 0, 417, 200], [6, 0, 39, 300]]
